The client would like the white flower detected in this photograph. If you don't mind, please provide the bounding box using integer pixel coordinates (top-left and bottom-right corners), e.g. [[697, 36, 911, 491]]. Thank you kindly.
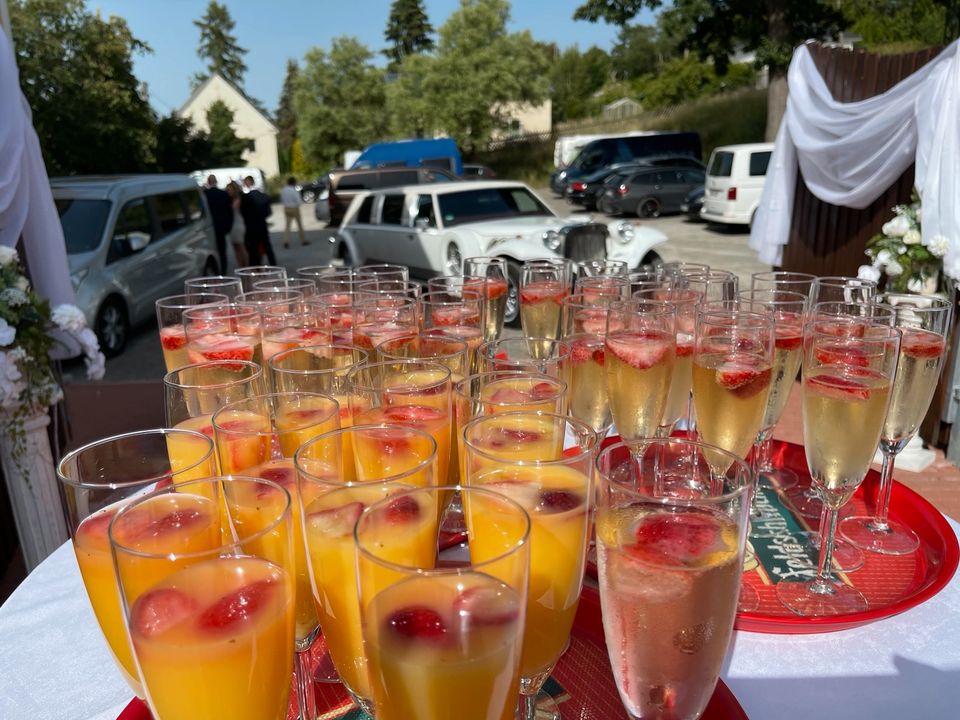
[[903, 229, 921, 246], [0, 318, 14, 346], [928, 235, 949, 258], [77, 328, 100, 357], [52, 304, 88, 333], [886, 260, 904, 276], [857, 265, 881, 283], [0, 246, 18, 267], [883, 215, 911, 237], [876, 249, 894, 266], [907, 276, 925, 293], [14, 276, 29, 292], [0, 288, 27, 307], [85, 351, 106, 381]]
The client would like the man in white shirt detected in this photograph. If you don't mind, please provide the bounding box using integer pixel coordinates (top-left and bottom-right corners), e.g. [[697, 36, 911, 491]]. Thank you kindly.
[[280, 176, 308, 248]]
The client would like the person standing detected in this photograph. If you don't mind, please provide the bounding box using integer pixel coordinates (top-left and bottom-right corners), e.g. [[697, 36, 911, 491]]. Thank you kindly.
[[225, 181, 249, 268], [203, 174, 233, 273], [280, 176, 308, 248], [240, 175, 276, 266]]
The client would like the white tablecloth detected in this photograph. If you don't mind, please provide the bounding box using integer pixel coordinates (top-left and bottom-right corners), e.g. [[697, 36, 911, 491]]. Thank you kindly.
[[2, 523, 959, 720]]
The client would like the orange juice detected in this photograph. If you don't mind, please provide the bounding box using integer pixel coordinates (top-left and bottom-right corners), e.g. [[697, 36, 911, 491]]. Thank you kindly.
[[357, 405, 449, 486], [464, 413, 564, 477], [365, 573, 523, 720], [213, 410, 273, 474], [274, 396, 340, 457], [168, 415, 217, 475], [468, 464, 589, 678], [477, 376, 565, 415], [128, 556, 294, 720], [303, 485, 434, 701]]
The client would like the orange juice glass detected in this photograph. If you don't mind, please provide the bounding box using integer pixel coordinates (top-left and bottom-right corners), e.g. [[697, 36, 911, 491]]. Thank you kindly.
[[59, 428, 216, 699], [463, 412, 598, 720], [356, 485, 531, 720], [182, 303, 264, 368]]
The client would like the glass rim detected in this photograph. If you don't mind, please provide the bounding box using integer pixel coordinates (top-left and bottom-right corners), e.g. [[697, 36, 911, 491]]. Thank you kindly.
[[809, 301, 895, 320], [462, 410, 598, 467], [294, 422, 439, 487], [376, 332, 469, 359], [877, 292, 953, 311], [181, 302, 259, 321], [751, 270, 817, 282], [185, 275, 242, 287], [268, 344, 368, 375], [454, 370, 567, 401], [610, 298, 680, 315], [596, 438, 752, 506], [234, 264, 287, 276], [237, 289, 305, 304], [108, 475, 291, 560], [812, 275, 877, 289], [419, 289, 483, 303], [695, 307, 773, 325], [632, 288, 701, 306], [802, 318, 901, 339], [737, 289, 809, 305], [58, 428, 216, 490], [253, 277, 316, 290], [353, 483, 531, 575], [479, 336, 572, 358], [298, 264, 352, 277], [163, 359, 262, 391], [211, 391, 341, 437], [346, 358, 453, 393], [155, 292, 229, 310]]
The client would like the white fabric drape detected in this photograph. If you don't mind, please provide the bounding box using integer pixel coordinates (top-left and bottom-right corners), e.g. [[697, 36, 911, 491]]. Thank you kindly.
[[750, 40, 960, 278], [0, 28, 74, 305]]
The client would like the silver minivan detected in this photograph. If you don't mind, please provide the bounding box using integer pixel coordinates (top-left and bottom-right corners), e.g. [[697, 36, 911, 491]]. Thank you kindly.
[[52, 175, 220, 356]]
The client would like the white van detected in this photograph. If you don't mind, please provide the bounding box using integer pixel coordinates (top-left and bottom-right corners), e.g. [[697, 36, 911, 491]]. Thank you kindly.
[[190, 167, 266, 192], [700, 143, 774, 226]]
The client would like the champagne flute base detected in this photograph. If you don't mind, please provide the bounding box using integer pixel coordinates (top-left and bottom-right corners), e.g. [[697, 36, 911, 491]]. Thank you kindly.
[[737, 582, 760, 613], [516, 690, 560, 720], [776, 579, 868, 616], [784, 487, 823, 519], [805, 533, 865, 574], [758, 467, 798, 492], [840, 515, 921, 556]]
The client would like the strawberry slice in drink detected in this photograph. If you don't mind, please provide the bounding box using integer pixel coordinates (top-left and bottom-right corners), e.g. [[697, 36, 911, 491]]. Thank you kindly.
[[160, 325, 187, 351], [131, 587, 197, 638], [627, 509, 727, 568], [307, 501, 364, 537], [815, 343, 870, 368], [715, 358, 771, 399], [198, 578, 277, 634], [385, 606, 447, 642], [901, 328, 945, 359], [605, 331, 673, 370], [453, 585, 519, 627], [806, 373, 873, 401], [487, 386, 530, 404], [191, 335, 255, 369], [520, 280, 567, 305]]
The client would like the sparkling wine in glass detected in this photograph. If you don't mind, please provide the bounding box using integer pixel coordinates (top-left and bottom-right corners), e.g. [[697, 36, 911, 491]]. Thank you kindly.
[[776, 322, 899, 616], [841, 294, 952, 555], [520, 259, 572, 358], [155, 292, 228, 372], [464, 257, 511, 342]]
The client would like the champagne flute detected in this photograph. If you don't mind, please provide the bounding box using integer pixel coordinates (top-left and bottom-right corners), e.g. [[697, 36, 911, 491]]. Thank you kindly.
[[463, 411, 598, 720], [751, 270, 816, 299], [254, 277, 318, 297], [58, 429, 217, 698], [520, 259, 572, 357], [235, 264, 287, 291], [184, 274, 242, 300], [463, 257, 510, 342], [810, 276, 876, 305], [683, 270, 738, 303], [155, 292, 228, 372], [110, 476, 296, 720], [776, 321, 900, 615], [355, 263, 409, 283], [841, 294, 952, 555], [478, 336, 572, 379]]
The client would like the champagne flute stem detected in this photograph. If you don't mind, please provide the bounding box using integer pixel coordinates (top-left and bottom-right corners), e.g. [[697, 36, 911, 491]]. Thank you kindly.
[[811, 505, 841, 593], [870, 450, 897, 531], [756, 430, 774, 473], [519, 693, 538, 720], [295, 648, 316, 720]]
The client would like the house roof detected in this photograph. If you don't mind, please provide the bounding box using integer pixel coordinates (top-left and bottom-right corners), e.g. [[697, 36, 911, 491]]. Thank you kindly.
[[179, 73, 277, 132]]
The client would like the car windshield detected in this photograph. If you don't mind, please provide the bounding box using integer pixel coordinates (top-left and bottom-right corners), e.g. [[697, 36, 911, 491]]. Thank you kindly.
[[437, 187, 552, 227], [56, 198, 111, 254]]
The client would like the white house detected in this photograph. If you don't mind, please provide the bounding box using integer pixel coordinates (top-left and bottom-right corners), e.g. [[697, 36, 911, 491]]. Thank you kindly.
[[178, 74, 279, 177], [491, 100, 553, 140]]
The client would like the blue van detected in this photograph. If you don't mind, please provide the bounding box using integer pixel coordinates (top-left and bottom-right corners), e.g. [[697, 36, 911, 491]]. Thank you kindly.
[[351, 138, 463, 176]]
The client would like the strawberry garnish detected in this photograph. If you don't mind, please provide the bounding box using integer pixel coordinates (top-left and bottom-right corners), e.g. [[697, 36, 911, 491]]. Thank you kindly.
[[384, 495, 421, 523], [715, 360, 771, 399], [538, 490, 582, 513], [815, 343, 869, 367], [606, 332, 672, 370], [531, 381, 559, 399], [131, 587, 196, 637], [160, 326, 187, 351], [383, 405, 445, 424], [454, 586, 519, 626], [76, 509, 116, 543], [901, 329, 945, 360], [197, 337, 254, 363], [386, 606, 447, 641], [629, 511, 722, 565], [198, 579, 276, 633], [807, 374, 872, 401], [256, 464, 295, 489], [520, 281, 567, 305], [488, 387, 529, 404], [570, 339, 595, 364]]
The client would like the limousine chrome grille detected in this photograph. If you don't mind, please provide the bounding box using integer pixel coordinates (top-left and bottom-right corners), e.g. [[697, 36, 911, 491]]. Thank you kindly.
[[562, 223, 608, 263]]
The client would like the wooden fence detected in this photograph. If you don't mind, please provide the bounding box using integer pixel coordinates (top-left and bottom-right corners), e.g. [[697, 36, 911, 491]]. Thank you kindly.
[[780, 43, 942, 276]]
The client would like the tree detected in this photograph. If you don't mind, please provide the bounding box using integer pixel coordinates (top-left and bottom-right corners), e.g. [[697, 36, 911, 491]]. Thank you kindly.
[[550, 46, 611, 122], [384, 0, 436, 68], [206, 100, 251, 166], [574, 0, 847, 140], [610, 24, 660, 80], [276, 60, 300, 173], [393, 0, 550, 153], [386, 53, 438, 137], [193, 1, 248, 89], [9, 0, 156, 174], [844, 0, 952, 52], [294, 37, 388, 170], [154, 114, 214, 172]]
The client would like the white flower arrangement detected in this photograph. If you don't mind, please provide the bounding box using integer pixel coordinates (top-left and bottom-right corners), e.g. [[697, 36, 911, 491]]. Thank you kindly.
[[0, 245, 105, 474], [864, 192, 943, 294]]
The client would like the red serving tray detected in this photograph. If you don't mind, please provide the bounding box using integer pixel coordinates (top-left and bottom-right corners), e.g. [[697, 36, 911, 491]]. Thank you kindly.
[[590, 436, 959, 635], [735, 440, 959, 633], [117, 586, 747, 720]]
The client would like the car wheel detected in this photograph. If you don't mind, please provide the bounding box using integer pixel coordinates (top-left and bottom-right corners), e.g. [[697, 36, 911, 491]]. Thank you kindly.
[[95, 297, 129, 358], [597, 196, 615, 215], [444, 242, 462, 276], [638, 251, 663, 271], [338, 242, 357, 267], [203, 257, 219, 276], [504, 260, 521, 327], [301, 189, 316, 203], [637, 198, 661, 218]]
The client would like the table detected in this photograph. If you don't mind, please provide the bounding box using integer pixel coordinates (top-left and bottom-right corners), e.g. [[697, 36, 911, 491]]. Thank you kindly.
[[2, 525, 959, 720]]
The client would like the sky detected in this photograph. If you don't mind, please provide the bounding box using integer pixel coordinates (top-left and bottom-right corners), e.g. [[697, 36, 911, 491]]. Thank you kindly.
[[86, 0, 655, 115]]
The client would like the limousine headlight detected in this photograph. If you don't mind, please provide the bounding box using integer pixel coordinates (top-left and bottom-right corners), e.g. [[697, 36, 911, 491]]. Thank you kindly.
[[616, 221, 635, 244], [542, 229, 561, 251]]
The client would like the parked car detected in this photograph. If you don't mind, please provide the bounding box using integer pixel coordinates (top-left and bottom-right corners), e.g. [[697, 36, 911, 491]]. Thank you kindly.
[[567, 157, 706, 212], [326, 166, 457, 227], [602, 167, 706, 218], [550, 132, 702, 195], [700, 143, 774, 226], [52, 174, 219, 357], [352, 137, 462, 175], [297, 177, 327, 203], [331, 181, 667, 324], [461, 164, 497, 180], [682, 186, 705, 221]]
